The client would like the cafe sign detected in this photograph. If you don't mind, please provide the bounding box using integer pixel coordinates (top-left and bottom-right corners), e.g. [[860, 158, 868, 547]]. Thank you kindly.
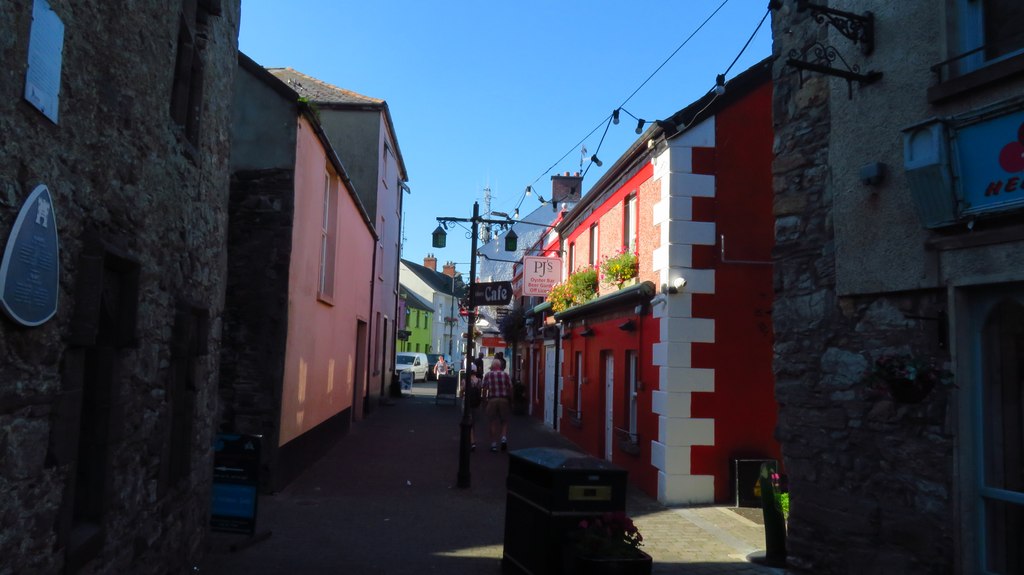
[[0, 184, 59, 326]]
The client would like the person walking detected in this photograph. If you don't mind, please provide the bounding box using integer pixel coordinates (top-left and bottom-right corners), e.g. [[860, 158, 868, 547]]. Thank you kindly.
[[473, 352, 485, 380], [481, 358, 512, 452], [433, 356, 449, 379]]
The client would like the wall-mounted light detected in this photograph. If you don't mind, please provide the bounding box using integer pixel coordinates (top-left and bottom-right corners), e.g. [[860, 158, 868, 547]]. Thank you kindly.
[[591, 154, 603, 167], [618, 319, 636, 332], [859, 162, 885, 186], [714, 74, 726, 96], [661, 277, 686, 295], [612, 108, 620, 125], [432, 225, 447, 248], [580, 326, 594, 337], [635, 118, 645, 134]]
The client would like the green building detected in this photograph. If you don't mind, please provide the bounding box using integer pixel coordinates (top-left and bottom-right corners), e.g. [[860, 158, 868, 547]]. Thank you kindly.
[[399, 285, 433, 353]]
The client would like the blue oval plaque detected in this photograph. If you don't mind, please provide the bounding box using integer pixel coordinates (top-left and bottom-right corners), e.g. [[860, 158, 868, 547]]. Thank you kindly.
[[0, 184, 60, 326]]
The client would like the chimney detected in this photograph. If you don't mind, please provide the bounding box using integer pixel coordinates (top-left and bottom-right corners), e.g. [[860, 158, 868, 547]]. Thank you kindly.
[[551, 171, 583, 205], [442, 261, 457, 278], [423, 253, 437, 271]]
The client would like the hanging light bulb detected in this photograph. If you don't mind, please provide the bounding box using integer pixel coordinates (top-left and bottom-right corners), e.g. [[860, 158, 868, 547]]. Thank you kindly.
[[525, 185, 532, 197], [612, 109, 620, 125], [513, 208, 519, 220], [591, 154, 603, 167], [714, 74, 726, 96], [635, 118, 645, 134]]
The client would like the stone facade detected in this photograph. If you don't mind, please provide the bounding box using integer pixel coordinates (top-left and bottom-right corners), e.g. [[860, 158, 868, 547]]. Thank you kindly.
[[772, 1, 1024, 573], [0, 1, 240, 573]]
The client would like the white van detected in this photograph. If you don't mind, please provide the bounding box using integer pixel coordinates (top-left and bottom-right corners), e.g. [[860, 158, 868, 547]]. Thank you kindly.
[[396, 352, 428, 382]]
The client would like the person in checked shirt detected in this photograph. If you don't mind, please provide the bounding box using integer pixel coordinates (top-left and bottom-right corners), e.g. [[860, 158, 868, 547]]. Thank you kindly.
[[481, 358, 512, 452]]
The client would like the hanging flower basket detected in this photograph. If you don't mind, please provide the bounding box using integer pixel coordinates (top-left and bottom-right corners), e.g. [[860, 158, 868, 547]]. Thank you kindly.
[[864, 354, 952, 404]]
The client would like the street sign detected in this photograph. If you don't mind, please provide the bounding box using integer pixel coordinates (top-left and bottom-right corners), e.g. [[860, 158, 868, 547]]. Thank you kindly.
[[211, 434, 261, 535], [470, 281, 513, 306]]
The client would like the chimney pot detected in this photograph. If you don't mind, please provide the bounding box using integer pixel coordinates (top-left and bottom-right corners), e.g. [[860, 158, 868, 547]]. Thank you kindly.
[[424, 254, 438, 271]]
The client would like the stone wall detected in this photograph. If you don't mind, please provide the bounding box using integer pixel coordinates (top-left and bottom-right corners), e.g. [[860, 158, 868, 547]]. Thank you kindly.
[[771, 2, 954, 573], [0, 1, 240, 573], [219, 168, 295, 490]]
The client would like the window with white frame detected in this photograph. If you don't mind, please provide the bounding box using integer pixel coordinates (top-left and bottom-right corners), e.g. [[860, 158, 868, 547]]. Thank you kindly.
[[568, 242, 575, 272], [318, 171, 337, 302], [588, 223, 598, 267], [623, 193, 637, 253]]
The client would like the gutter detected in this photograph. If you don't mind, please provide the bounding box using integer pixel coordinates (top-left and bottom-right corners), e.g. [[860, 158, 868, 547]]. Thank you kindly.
[[553, 281, 656, 322]]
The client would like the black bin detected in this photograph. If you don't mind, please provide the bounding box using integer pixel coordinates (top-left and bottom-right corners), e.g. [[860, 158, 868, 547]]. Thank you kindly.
[[503, 447, 627, 575]]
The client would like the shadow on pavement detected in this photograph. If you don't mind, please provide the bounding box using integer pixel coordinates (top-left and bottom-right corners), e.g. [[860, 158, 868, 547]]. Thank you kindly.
[[200, 384, 783, 574]]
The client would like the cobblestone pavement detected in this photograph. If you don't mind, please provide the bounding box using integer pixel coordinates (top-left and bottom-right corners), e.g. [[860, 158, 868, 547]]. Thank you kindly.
[[200, 383, 790, 574]]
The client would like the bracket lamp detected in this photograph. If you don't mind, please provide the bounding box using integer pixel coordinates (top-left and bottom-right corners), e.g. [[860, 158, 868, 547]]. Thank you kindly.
[[504, 229, 518, 252], [432, 225, 447, 248]]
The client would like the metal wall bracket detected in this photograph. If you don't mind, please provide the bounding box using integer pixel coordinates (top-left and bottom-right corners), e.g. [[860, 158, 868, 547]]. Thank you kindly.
[[787, 43, 882, 99], [796, 0, 874, 54]]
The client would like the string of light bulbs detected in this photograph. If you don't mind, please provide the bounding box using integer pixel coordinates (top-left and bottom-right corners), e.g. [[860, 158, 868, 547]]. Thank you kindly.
[[499, 0, 768, 224]]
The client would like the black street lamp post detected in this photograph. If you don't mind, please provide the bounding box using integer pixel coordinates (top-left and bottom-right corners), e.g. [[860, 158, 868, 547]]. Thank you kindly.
[[433, 201, 520, 488]]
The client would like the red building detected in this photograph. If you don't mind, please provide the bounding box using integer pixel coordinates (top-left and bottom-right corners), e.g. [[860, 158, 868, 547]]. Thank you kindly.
[[539, 59, 779, 504]]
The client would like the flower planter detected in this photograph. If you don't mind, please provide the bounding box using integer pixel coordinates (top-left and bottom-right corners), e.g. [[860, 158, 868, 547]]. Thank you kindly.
[[574, 550, 653, 575], [886, 378, 935, 403]]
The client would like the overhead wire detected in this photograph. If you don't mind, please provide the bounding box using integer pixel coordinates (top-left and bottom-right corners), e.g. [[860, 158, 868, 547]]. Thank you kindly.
[[499, 0, 769, 225]]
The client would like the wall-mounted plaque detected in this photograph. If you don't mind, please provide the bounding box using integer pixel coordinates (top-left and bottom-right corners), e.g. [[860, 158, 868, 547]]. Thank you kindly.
[[0, 184, 60, 326], [24, 0, 65, 124]]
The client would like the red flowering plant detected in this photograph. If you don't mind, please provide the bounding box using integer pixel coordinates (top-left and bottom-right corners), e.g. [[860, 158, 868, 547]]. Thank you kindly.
[[571, 511, 645, 558], [864, 354, 953, 403]]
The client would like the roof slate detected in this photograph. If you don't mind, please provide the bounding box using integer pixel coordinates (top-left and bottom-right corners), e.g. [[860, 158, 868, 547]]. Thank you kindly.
[[266, 67, 384, 106], [399, 284, 433, 311], [401, 259, 467, 298]]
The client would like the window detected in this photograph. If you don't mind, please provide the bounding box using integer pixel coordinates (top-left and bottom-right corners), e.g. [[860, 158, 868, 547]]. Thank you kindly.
[[568, 243, 575, 272], [626, 350, 639, 440], [382, 143, 393, 189], [954, 0, 1024, 74], [623, 193, 637, 253], [588, 224, 598, 267], [575, 351, 584, 415], [979, 298, 1024, 574], [318, 171, 337, 302], [169, 0, 220, 144]]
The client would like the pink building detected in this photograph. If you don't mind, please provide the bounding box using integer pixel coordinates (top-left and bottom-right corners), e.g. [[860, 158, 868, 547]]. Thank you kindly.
[[222, 54, 379, 489], [269, 68, 409, 416]]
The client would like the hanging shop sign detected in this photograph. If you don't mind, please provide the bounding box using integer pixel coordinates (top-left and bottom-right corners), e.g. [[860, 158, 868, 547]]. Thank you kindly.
[[471, 281, 513, 306], [956, 109, 1024, 216], [0, 184, 60, 326], [522, 256, 562, 297]]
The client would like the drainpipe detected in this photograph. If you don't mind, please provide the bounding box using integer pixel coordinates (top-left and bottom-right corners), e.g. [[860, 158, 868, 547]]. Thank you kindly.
[[366, 238, 378, 415]]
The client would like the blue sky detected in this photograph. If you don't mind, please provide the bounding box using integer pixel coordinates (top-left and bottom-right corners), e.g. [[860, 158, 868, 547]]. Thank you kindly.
[[238, 1, 773, 270]]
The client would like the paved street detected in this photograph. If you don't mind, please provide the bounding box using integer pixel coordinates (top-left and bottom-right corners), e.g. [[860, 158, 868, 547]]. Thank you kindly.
[[200, 382, 789, 575]]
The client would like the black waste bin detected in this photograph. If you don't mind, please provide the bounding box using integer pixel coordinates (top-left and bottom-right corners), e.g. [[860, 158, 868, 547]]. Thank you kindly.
[[503, 447, 627, 575]]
